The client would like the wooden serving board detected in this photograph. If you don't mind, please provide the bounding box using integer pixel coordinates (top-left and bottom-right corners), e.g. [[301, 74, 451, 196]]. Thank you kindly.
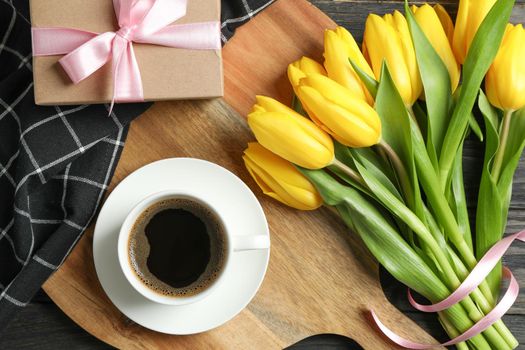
[[42, 0, 443, 348]]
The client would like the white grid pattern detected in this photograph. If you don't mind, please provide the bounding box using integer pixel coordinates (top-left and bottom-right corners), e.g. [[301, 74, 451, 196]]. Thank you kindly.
[[220, 0, 274, 42], [0, 0, 130, 308]]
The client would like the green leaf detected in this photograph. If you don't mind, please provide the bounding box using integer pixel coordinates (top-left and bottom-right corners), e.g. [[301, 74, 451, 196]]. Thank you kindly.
[[329, 142, 370, 195], [376, 63, 413, 173], [298, 168, 345, 206], [405, 1, 452, 157], [449, 142, 473, 250], [478, 90, 500, 162], [412, 101, 428, 139], [351, 155, 436, 249], [349, 58, 378, 98], [411, 118, 468, 249], [375, 63, 424, 215], [487, 107, 525, 295], [350, 149, 404, 203], [338, 204, 446, 300], [469, 113, 484, 142], [476, 90, 504, 297], [498, 107, 525, 200], [334, 143, 414, 242], [438, 0, 515, 188]]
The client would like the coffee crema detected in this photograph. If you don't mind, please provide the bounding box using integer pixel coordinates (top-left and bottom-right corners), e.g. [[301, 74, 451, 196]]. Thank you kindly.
[[127, 198, 227, 297]]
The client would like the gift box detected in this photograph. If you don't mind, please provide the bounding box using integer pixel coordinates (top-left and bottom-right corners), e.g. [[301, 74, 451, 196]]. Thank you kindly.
[[30, 0, 223, 105]]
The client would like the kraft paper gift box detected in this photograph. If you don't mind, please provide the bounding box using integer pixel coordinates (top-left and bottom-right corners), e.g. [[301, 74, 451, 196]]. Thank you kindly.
[[30, 0, 223, 105]]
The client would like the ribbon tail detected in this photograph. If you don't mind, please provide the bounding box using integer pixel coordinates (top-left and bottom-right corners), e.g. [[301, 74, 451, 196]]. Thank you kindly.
[[136, 22, 221, 50], [109, 36, 144, 115], [32, 27, 98, 56], [59, 32, 115, 84], [371, 267, 519, 349]]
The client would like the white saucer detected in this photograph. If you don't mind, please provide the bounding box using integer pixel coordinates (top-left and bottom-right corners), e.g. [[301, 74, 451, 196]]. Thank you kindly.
[[93, 158, 270, 334]]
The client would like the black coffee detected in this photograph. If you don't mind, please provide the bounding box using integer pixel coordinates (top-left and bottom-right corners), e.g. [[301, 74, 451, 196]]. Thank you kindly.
[[128, 198, 227, 297]]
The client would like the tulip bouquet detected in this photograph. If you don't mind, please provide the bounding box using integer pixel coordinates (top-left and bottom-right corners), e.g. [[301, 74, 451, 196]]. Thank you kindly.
[[242, 0, 524, 349]]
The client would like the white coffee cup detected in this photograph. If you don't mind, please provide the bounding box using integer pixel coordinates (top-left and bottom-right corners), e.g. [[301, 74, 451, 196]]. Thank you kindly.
[[117, 189, 270, 306]]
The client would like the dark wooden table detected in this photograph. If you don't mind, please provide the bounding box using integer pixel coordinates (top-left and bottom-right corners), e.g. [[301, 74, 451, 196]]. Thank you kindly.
[[2, 1, 524, 349]]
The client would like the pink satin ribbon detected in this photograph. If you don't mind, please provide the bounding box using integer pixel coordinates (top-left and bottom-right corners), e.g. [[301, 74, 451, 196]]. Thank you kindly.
[[31, 0, 221, 112], [372, 230, 525, 348]]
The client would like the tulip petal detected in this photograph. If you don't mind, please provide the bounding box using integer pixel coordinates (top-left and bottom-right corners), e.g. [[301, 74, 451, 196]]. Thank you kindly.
[[245, 156, 311, 210], [335, 26, 375, 78], [392, 11, 422, 103], [433, 4, 454, 46], [255, 95, 298, 115], [413, 4, 460, 92], [298, 86, 380, 148], [300, 74, 381, 133], [453, 0, 497, 64], [324, 27, 374, 105], [288, 57, 326, 93], [364, 13, 418, 105], [298, 56, 326, 75], [247, 110, 334, 169], [243, 143, 323, 210], [486, 24, 525, 111], [288, 65, 305, 91]]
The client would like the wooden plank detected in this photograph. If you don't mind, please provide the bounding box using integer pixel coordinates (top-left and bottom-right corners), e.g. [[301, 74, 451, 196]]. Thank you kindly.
[[313, 1, 525, 43], [0, 298, 112, 350]]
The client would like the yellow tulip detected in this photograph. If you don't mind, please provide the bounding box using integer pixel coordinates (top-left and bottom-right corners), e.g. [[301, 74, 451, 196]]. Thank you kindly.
[[296, 74, 381, 148], [433, 4, 454, 46], [243, 143, 323, 210], [287, 57, 326, 94], [486, 24, 525, 111], [247, 95, 334, 169], [412, 4, 460, 92], [453, 0, 497, 64], [323, 26, 375, 105], [363, 12, 422, 106]]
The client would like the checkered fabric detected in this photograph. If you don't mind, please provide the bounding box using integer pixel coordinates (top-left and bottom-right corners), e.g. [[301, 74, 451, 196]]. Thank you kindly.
[[0, 0, 274, 331]]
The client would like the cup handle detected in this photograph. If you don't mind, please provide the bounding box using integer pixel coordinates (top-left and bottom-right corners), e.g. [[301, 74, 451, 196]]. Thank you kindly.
[[233, 235, 270, 252]]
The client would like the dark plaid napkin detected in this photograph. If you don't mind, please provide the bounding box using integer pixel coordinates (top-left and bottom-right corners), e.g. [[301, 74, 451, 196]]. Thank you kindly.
[[0, 0, 274, 331]]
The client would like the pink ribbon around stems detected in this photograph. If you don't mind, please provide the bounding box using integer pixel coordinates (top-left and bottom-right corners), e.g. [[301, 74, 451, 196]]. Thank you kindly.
[[372, 230, 525, 349], [31, 0, 221, 113]]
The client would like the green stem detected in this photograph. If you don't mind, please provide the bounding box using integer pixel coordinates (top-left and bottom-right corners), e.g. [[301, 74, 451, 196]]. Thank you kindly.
[[372, 205, 511, 348], [492, 110, 514, 181], [330, 140, 516, 348], [307, 170, 511, 349], [331, 158, 367, 188], [377, 140, 414, 207], [410, 120, 500, 305], [438, 313, 469, 350], [407, 105, 420, 127], [392, 191, 512, 348], [426, 209, 517, 348], [450, 141, 474, 251]]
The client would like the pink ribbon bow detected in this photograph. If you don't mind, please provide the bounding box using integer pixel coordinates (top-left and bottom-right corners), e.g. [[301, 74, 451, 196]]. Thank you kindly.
[[32, 0, 221, 112]]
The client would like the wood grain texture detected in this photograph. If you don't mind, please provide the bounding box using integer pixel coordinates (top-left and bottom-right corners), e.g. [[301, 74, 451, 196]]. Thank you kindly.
[[39, 0, 524, 349]]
